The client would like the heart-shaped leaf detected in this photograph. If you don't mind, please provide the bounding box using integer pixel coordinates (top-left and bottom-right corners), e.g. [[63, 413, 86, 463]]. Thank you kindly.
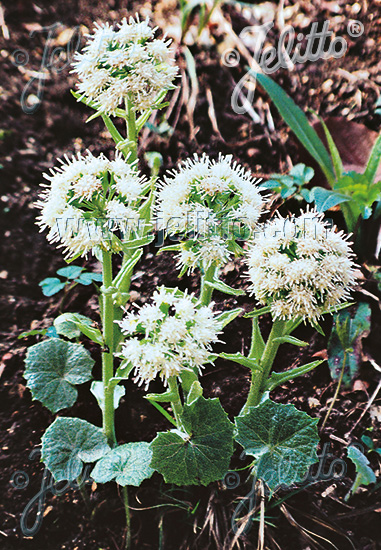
[[24, 338, 94, 412], [235, 399, 319, 491], [56, 265, 83, 279], [150, 396, 234, 486], [77, 272, 103, 285], [41, 417, 110, 481], [39, 277, 66, 296], [91, 442, 154, 486]]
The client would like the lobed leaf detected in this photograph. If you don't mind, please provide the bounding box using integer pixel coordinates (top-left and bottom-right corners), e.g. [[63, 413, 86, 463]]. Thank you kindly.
[[235, 399, 319, 491], [41, 417, 109, 481], [150, 396, 234, 486], [91, 442, 154, 486]]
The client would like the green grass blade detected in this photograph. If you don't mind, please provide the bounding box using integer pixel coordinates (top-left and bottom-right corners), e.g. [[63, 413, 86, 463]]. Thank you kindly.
[[365, 133, 381, 183], [254, 72, 335, 185], [312, 111, 344, 179]]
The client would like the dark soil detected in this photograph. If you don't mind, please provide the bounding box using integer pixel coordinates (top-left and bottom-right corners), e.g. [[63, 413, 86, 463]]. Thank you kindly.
[[0, 1, 380, 549]]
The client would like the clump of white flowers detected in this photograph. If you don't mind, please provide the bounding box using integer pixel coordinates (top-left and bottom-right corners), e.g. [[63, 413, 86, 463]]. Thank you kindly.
[[156, 153, 265, 271], [72, 16, 178, 114], [117, 287, 221, 387], [36, 150, 148, 258], [246, 210, 357, 322]]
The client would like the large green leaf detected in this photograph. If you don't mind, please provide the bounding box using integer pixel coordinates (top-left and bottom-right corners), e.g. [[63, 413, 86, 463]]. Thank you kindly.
[[24, 338, 94, 413], [91, 442, 154, 486], [41, 417, 110, 481], [235, 399, 319, 491], [255, 72, 335, 184], [328, 303, 371, 387], [150, 396, 234, 486]]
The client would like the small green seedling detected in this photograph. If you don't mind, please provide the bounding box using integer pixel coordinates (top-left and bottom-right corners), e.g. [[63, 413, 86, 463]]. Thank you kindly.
[[261, 163, 315, 201], [39, 265, 103, 297], [361, 435, 381, 456], [346, 445, 376, 500]]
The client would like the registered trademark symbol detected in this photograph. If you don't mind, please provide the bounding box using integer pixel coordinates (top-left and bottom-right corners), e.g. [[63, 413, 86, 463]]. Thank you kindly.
[[347, 20, 364, 38], [10, 470, 29, 490], [11, 49, 29, 66]]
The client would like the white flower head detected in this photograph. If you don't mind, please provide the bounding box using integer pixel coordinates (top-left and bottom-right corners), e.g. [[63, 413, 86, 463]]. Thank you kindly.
[[156, 153, 265, 272], [72, 15, 178, 114], [36, 151, 148, 258], [246, 209, 357, 322], [118, 287, 221, 387]]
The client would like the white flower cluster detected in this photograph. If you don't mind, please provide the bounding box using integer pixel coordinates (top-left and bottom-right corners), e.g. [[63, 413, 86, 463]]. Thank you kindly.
[[156, 154, 265, 271], [118, 287, 220, 387], [246, 210, 357, 322], [36, 151, 148, 258], [72, 16, 178, 114]]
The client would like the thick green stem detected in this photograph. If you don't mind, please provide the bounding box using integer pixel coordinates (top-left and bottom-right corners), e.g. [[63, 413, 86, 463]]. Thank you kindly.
[[243, 319, 286, 411], [126, 98, 137, 163], [122, 485, 131, 550], [168, 376, 184, 429], [200, 263, 218, 306], [112, 98, 138, 316], [101, 249, 116, 446]]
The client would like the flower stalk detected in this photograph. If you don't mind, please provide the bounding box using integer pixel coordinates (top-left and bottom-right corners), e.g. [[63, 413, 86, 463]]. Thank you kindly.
[[168, 376, 184, 429], [101, 249, 117, 446], [243, 319, 286, 412], [126, 98, 137, 164], [200, 263, 218, 306]]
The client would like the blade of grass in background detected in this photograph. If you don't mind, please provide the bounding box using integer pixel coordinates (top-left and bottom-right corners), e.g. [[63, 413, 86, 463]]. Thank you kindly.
[[365, 133, 381, 183], [254, 72, 335, 185], [313, 112, 344, 179]]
